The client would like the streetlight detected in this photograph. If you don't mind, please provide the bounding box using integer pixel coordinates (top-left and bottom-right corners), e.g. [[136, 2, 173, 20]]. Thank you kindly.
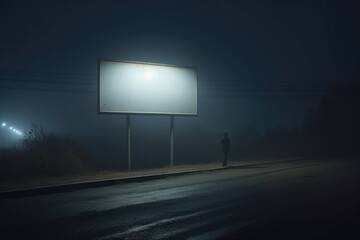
[[1, 121, 23, 136], [1, 121, 23, 149]]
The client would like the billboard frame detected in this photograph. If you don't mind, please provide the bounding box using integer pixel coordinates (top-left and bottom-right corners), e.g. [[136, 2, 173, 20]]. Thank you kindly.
[[97, 58, 198, 116]]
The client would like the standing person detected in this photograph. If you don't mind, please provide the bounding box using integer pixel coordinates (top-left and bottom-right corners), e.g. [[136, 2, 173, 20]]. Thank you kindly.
[[221, 132, 230, 167]]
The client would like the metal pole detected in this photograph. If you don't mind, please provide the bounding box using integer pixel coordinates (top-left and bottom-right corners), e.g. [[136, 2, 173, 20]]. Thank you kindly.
[[170, 115, 174, 166], [126, 114, 131, 171]]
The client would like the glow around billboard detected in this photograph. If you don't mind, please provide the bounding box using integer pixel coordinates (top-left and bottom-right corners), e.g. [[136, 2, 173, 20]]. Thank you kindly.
[[98, 59, 197, 115]]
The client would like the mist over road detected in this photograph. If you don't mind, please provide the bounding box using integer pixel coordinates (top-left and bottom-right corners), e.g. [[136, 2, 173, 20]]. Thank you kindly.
[[1, 158, 359, 239]]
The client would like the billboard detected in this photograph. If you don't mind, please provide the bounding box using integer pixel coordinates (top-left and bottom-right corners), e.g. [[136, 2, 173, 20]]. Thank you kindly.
[[98, 59, 197, 115]]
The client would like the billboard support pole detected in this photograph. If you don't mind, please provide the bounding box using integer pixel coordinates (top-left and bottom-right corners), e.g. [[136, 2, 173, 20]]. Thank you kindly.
[[126, 114, 131, 171], [170, 116, 174, 166]]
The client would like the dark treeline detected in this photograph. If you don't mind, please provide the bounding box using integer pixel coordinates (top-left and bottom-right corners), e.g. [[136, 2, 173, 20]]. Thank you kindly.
[[302, 81, 360, 157], [231, 80, 360, 159]]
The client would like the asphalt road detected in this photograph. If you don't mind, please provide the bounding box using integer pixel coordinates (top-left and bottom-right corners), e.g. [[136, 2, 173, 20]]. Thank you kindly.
[[1, 158, 360, 239]]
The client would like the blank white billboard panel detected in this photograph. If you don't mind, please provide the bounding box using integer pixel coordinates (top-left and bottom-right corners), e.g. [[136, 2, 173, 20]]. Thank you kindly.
[[99, 60, 197, 115]]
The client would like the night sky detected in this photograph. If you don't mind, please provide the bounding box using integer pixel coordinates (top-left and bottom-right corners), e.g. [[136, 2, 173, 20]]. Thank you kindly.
[[0, 1, 359, 165]]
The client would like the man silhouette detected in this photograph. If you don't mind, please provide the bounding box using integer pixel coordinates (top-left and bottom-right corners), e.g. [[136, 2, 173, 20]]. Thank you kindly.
[[221, 132, 230, 167]]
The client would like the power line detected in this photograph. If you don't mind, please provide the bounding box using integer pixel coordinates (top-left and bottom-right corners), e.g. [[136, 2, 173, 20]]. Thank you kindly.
[[0, 85, 96, 94], [0, 68, 334, 88], [0, 78, 96, 86], [0, 68, 97, 78], [0, 68, 332, 100]]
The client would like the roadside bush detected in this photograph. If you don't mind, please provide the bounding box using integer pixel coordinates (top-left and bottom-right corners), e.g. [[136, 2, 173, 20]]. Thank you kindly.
[[0, 123, 90, 180]]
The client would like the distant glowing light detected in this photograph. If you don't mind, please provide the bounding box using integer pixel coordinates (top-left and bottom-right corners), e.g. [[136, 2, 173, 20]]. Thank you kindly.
[[12, 129, 23, 135], [2, 122, 23, 137], [143, 70, 155, 79]]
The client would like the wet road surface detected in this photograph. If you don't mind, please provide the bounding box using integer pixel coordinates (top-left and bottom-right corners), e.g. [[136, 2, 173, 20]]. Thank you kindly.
[[1, 158, 360, 239]]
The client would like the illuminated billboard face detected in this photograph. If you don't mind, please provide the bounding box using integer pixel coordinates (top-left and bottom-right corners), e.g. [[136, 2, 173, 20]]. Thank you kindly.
[[99, 60, 197, 115]]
